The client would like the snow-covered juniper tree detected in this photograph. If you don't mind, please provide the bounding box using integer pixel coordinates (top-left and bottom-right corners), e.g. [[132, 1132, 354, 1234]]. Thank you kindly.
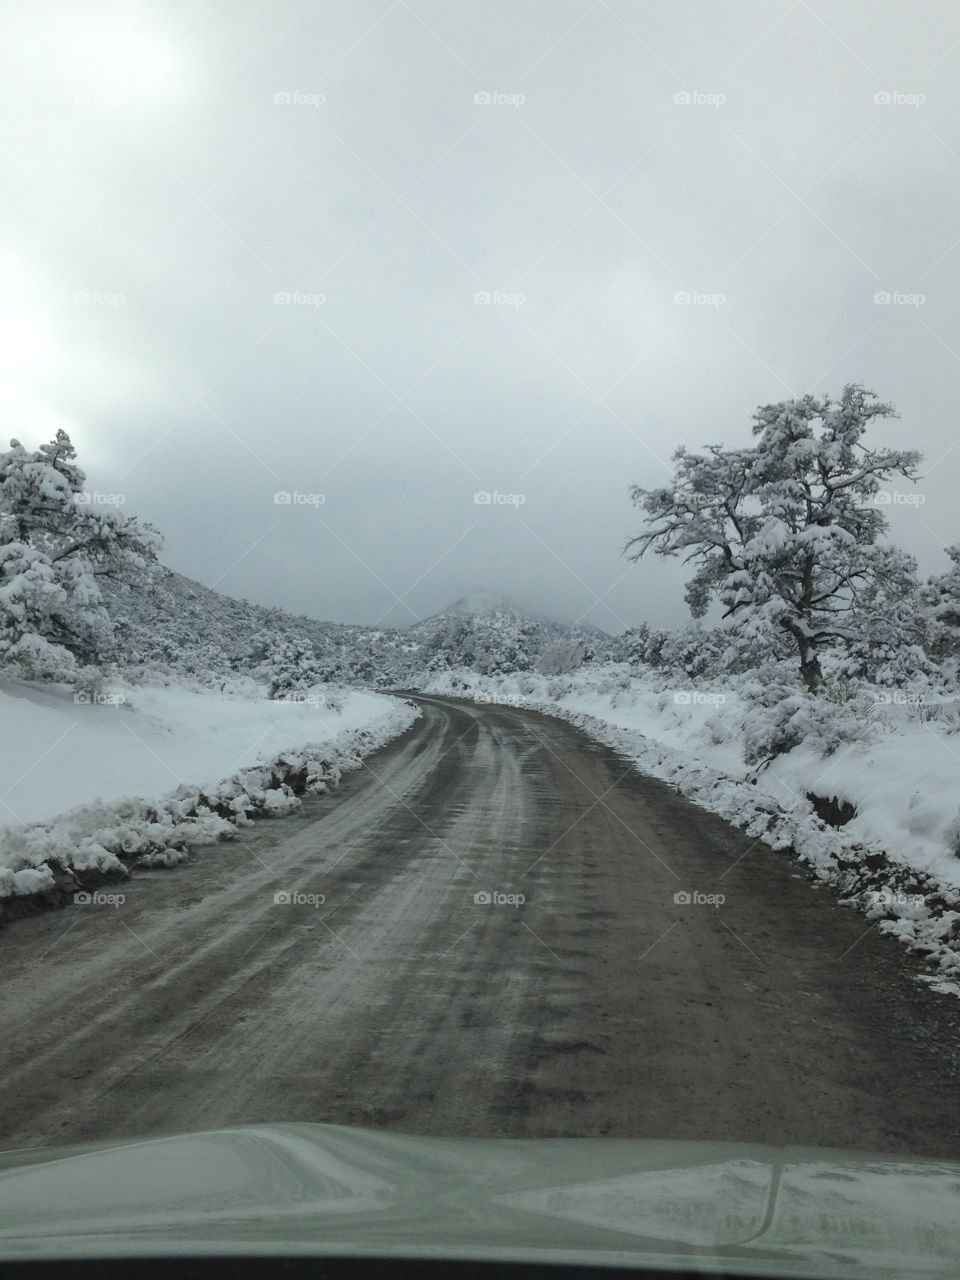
[[260, 633, 323, 699], [613, 623, 650, 666], [0, 430, 161, 679], [837, 547, 934, 685], [923, 546, 960, 672], [625, 386, 922, 691]]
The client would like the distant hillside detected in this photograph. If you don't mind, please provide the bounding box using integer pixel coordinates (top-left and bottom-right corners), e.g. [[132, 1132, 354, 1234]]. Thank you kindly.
[[101, 573, 614, 686], [411, 591, 610, 640], [101, 568, 414, 686], [407, 592, 613, 676]]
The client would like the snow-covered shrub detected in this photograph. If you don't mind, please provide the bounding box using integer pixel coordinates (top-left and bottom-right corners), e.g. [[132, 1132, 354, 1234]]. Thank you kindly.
[[73, 664, 106, 702], [836, 568, 935, 686], [545, 676, 575, 700], [742, 681, 877, 767], [260, 634, 322, 699], [703, 711, 735, 747], [535, 639, 586, 675], [613, 625, 650, 667], [2, 630, 78, 682], [659, 627, 727, 678], [323, 688, 345, 714], [924, 545, 960, 679], [595, 669, 632, 697], [908, 698, 960, 732]]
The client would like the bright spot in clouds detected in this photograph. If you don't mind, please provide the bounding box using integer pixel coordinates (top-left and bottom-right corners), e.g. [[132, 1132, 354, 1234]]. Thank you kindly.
[[63, 25, 182, 100], [0, 255, 53, 380], [0, 312, 49, 377]]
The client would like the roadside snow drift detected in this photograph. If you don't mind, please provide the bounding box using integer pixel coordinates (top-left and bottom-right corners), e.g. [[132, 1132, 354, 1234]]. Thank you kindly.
[[0, 677, 419, 912]]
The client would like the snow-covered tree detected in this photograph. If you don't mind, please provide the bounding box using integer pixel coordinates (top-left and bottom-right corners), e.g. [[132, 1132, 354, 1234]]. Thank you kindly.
[[260, 634, 322, 699], [423, 614, 534, 676], [626, 386, 922, 691], [657, 627, 724, 679], [0, 430, 161, 679], [614, 624, 650, 666], [924, 546, 960, 673], [838, 549, 934, 685]]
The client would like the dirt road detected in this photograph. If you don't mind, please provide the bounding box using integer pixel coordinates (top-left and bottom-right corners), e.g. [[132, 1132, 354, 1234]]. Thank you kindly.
[[1, 694, 959, 1155]]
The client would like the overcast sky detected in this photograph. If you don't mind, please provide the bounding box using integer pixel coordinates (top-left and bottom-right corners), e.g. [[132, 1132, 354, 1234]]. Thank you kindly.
[[3, 0, 960, 631]]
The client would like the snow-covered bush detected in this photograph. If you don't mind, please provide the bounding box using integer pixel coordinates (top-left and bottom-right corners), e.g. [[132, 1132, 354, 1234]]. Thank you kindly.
[[260, 634, 323, 699], [423, 615, 535, 676], [535, 638, 586, 675], [658, 627, 727, 678], [613, 625, 650, 666], [73, 664, 106, 703], [545, 676, 575, 700], [742, 680, 877, 768], [837, 554, 935, 686], [924, 545, 960, 677]]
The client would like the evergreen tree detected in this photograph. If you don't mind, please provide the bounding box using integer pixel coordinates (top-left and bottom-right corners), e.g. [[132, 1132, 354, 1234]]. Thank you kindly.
[[626, 386, 922, 691], [0, 430, 161, 678]]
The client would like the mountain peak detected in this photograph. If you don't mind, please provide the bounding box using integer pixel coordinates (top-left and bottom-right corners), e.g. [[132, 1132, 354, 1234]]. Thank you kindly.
[[446, 590, 524, 619]]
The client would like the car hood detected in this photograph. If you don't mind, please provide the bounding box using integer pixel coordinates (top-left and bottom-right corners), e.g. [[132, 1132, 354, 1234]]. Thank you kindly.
[[0, 1124, 958, 1276]]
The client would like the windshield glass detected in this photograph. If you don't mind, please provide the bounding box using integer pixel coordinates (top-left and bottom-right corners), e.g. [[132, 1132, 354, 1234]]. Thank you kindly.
[[1, 3, 959, 1276]]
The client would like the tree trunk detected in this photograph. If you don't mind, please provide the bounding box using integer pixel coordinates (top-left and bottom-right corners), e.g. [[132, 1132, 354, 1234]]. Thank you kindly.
[[799, 644, 822, 692], [780, 617, 823, 692]]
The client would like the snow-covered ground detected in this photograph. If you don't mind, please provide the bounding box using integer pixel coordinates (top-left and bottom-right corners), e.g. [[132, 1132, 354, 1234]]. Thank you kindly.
[[0, 676, 418, 905], [420, 665, 960, 987]]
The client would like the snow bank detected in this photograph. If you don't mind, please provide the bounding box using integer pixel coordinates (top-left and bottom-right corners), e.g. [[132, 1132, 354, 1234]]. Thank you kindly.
[[0, 677, 419, 915], [419, 666, 960, 985]]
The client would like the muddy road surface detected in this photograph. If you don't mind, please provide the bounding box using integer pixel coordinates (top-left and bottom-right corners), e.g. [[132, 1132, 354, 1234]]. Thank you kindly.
[[1, 694, 959, 1155]]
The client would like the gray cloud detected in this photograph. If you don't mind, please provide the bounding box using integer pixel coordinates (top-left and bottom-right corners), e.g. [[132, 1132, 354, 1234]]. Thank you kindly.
[[3, 0, 959, 628]]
